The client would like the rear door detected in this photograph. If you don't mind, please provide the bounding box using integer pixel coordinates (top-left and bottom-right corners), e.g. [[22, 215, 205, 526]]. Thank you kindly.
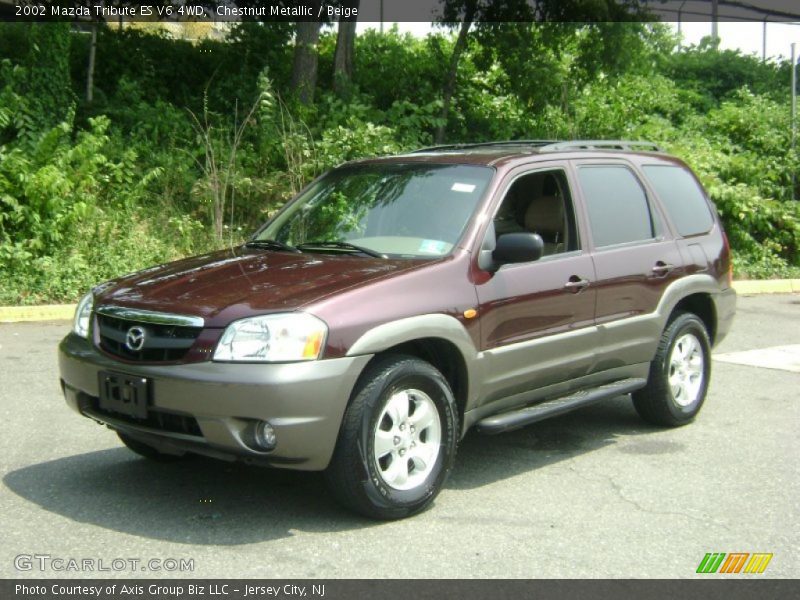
[[571, 160, 684, 370]]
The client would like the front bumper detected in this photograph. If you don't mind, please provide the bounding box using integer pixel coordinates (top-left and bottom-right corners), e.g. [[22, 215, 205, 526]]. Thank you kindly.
[[58, 333, 372, 470]]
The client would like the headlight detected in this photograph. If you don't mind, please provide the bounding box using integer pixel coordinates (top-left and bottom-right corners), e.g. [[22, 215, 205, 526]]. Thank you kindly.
[[213, 313, 327, 362], [73, 292, 94, 338]]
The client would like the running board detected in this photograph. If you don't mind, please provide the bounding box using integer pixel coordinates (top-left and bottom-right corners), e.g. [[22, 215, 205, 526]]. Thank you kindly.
[[475, 378, 647, 435]]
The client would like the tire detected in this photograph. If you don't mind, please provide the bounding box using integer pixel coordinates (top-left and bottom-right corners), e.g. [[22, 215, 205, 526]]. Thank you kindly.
[[633, 312, 712, 427], [117, 431, 185, 462], [325, 354, 459, 520]]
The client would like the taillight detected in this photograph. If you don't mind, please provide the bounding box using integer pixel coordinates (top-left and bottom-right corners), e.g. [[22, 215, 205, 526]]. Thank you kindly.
[[722, 230, 733, 287]]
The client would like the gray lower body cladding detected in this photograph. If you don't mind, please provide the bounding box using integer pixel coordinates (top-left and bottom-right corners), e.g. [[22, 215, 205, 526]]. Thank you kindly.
[[58, 333, 372, 470]]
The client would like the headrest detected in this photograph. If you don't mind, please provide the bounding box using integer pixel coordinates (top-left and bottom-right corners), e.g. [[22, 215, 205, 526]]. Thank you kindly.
[[524, 195, 564, 234]]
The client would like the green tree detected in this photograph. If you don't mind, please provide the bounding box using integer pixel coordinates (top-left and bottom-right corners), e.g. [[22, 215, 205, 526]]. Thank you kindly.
[[333, 0, 360, 97], [291, 0, 323, 104], [665, 38, 788, 109], [24, 22, 74, 132]]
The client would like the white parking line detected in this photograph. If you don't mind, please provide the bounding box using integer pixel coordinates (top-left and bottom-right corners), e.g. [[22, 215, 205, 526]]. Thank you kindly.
[[714, 344, 800, 373]]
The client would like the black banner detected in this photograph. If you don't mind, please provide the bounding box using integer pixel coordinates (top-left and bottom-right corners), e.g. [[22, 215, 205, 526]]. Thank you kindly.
[[2, 0, 800, 23], [3, 580, 800, 600]]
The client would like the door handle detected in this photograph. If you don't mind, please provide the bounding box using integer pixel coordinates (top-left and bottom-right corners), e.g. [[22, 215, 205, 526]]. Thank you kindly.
[[651, 261, 675, 276], [564, 276, 590, 292]]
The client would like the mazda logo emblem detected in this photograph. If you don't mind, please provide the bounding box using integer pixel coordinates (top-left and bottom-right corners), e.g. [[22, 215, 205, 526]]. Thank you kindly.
[[125, 326, 146, 352]]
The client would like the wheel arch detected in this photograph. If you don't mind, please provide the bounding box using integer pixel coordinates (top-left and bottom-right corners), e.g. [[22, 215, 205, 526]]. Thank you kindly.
[[670, 293, 717, 344], [345, 314, 478, 433], [653, 275, 722, 346], [366, 338, 470, 428]]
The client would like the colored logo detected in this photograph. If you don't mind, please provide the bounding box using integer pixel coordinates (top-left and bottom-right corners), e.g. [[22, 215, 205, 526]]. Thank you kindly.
[[696, 553, 773, 574]]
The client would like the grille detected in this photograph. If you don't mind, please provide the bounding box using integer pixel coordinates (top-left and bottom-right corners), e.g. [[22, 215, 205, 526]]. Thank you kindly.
[[97, 313, 201, 362]]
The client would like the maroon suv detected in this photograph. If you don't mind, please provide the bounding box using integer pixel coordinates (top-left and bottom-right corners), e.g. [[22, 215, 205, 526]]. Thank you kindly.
[[59, 140, 736, 519]]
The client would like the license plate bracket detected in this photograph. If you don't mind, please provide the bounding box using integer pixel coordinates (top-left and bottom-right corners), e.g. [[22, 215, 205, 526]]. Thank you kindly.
[[98, 371, 150, 419]]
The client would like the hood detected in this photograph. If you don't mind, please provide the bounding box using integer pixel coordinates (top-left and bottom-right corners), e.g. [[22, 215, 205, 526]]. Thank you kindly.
[[95, 247, 428, 328]]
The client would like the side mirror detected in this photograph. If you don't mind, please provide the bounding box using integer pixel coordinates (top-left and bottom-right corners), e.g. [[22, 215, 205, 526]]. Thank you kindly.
[[492, 233, 544, 266]]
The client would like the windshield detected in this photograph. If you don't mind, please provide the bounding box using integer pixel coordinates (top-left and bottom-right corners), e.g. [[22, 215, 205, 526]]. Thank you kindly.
[[256, 163, 493, 258]]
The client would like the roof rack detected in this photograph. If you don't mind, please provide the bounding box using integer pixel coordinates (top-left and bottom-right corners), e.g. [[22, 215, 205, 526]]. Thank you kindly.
[[411, 140, 557, 153], [411, 139, 662, 154], [540, 140, 663, 152]]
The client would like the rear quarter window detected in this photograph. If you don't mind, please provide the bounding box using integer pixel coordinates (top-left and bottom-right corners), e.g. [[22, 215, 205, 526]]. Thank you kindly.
[[642, 165, 714, 237]]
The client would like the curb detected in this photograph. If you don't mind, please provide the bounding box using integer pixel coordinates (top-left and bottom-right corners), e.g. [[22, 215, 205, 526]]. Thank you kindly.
[[0, 304, 76, 323], [1, 279, 798, 323], [733, 279, 800, 295]]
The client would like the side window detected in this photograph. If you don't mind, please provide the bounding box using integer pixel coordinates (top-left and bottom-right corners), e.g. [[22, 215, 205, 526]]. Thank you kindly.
[[578, 166, 654, 248], [643, 165, 714, 237], [492, 170, 579, 257]]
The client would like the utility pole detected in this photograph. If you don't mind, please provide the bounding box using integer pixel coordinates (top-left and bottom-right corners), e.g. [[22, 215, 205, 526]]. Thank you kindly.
[[379, 0, 383, 34], [677, 0, 687, 49], [762, 18, 768, 62], [711, 0, 719, 42], [792, 42, 797, 199]]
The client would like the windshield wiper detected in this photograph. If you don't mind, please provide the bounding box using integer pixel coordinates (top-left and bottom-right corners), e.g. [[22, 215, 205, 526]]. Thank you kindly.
[[244, 239, 301, 253], [297, 240, 388, 259]]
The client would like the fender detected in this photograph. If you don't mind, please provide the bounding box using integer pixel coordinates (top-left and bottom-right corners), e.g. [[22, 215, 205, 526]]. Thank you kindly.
[[346, 313, 482, 414], [346, 313, 479, 359], [655, 273, 722, 318]]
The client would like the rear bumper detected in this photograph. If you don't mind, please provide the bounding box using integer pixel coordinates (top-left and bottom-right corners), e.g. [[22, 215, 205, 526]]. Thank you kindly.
[[58, 333, 371, 470], [712, 286, 737, 346]]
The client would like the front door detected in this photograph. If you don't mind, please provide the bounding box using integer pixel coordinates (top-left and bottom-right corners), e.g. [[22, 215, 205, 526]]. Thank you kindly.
[[474, 166, 598, 407]]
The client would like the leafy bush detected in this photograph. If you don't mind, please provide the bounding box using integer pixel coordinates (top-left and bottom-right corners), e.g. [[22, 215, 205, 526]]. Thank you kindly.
[[0, 111, 207, 304], [1, 24, 798, 305], [665, 39, 788, 108]]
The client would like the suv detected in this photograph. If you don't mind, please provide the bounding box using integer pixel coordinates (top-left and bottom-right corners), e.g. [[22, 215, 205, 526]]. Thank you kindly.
[[59, 140, 736, 519]]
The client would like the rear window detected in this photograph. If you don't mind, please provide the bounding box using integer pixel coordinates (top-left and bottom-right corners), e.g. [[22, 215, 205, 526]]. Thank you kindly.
[[578, 166, 654, 248], [643, 165, 714, 237]]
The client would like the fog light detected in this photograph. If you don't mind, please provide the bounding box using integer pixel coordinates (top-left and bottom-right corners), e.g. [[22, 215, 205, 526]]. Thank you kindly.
[[254, 421, 277, 451]]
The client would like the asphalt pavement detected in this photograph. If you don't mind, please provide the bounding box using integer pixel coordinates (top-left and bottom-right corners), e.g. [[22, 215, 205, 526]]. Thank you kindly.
[[1, 294, 797, 578]]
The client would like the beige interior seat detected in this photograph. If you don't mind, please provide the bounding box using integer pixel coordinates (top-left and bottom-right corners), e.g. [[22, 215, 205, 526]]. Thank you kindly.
[[523, 194, 566, 255]]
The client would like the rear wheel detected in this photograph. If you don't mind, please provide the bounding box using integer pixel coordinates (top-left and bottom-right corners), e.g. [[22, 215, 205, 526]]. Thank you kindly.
[[633, 312, 711, 427], [117, 431, 185, 462], [325, 355, 458, 520]]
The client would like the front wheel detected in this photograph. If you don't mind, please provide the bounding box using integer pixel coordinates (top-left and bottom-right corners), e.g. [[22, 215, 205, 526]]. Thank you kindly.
[[325, 355, 458, 520], [633, 312, 712, 427]]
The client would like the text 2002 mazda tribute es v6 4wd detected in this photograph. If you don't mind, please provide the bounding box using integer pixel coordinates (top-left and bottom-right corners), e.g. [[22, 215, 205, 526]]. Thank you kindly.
[[59, 140, 736, 519]]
